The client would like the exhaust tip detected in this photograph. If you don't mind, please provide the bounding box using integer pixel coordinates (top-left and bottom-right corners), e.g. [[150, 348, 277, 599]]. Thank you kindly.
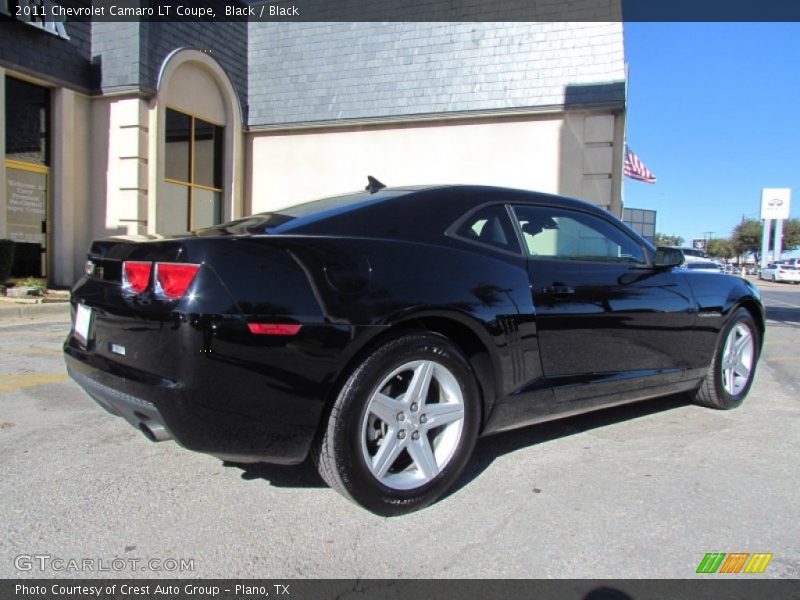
[[139, 421, 172, 442]]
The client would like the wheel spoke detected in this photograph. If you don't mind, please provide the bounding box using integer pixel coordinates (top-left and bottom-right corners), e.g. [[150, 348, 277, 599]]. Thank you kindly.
[[370, 392, 404, 424], [407, 435, 439, 480], [423, 402, 464, 429], [725, 366, 735, 394], [733, 331, 751, 355], [735, 360, 750, 380], [371, 429, 404, 478], [405, 361, 434, 407], [722, 338, 734, 363]]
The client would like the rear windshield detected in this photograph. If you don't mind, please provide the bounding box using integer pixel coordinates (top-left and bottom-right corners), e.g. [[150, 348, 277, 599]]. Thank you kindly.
[[275, 190, 406, 218], [680, 248, 706, 258], [195, 188, 410, 236], [685, 262, 720, 269], [265, 189, 410, 233]]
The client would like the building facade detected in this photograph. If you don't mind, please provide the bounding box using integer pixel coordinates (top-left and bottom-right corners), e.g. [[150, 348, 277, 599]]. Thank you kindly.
[[1, 10, 626, 287], [622, 207, 656, 245]]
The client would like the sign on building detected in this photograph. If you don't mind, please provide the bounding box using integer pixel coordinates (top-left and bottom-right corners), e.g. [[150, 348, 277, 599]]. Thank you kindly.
[[5, 168, 47, 245], [0, 0, 70, 40], [760, 188, 791, 220]]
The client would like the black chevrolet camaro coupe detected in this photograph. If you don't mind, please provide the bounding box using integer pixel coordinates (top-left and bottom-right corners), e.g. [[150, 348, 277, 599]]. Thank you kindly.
[[64, 184, 764, 515]]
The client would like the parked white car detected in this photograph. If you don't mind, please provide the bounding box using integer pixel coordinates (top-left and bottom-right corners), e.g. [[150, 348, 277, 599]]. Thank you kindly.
[[682, 261, 724, 273], [760, 263, 800, 283]]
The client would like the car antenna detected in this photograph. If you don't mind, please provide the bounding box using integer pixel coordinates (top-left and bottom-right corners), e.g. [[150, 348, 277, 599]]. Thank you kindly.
[[365, 175, 386, 194]]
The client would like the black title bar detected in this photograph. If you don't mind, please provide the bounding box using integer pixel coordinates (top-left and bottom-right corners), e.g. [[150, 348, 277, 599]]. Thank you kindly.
[[3, 0, 800, 22], [4, 580, 800, 600]]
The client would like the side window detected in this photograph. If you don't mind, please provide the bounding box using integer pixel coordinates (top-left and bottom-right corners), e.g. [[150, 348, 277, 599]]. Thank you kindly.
[[454, 205, 520, 254], [512, 205, 646, 264]]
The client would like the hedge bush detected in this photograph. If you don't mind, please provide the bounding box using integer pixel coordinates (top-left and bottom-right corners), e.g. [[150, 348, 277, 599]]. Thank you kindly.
[[0, 239, 15, 284]]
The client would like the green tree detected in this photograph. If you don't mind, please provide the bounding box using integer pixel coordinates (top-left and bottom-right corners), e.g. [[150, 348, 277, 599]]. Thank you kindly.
[[782, 218, 800, 252], [732, 219, 763, 262], [706, 237, 735, 260], [654, 233, 685, 247]]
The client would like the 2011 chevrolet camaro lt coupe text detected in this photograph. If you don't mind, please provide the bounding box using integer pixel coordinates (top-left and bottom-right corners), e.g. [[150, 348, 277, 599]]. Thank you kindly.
[[64, 184, 764, 515]]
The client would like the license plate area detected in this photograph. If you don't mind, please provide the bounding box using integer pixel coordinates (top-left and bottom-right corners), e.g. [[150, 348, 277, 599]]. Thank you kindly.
[[74, 303, 93, 346]]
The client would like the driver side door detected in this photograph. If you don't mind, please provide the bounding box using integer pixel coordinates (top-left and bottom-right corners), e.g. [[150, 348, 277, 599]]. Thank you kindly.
[[512, 203, 696, 404]]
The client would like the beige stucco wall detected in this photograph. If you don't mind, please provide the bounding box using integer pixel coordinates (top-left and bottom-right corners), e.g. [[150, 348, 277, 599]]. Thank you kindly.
[[105, 97, 149, 237], [163, 62, 227, 124], [51, 88, 93, 285], [247, 110, 624, 215]]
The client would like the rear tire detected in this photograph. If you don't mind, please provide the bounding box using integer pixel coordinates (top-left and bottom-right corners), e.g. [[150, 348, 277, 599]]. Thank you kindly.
[[692, 308, 759, 410], [314, 332, 480, 516]]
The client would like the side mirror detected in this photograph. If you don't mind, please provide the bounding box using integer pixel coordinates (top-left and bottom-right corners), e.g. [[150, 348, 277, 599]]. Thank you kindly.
[[654, 247, 684, 268]]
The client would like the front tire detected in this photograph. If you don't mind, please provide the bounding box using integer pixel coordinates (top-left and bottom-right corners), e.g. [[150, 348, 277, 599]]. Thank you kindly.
[[314, 332, 480, 516], [692, 308, 759, 410]]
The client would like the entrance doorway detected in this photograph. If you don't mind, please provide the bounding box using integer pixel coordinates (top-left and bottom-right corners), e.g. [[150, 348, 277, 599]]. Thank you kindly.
[[4, 75, 51, 278]]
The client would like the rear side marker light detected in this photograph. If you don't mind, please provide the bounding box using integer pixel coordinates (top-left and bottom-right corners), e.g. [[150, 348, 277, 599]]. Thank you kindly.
[[155, 263, 201, 299], [122, 261, 152, 294], [247, 323, 302, 336]]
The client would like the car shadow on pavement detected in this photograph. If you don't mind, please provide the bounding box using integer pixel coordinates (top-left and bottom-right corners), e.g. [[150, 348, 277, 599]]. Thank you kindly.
[[225, 393, 691, 493], [448, 392, 691, 498], [223, 457, 326, 488]]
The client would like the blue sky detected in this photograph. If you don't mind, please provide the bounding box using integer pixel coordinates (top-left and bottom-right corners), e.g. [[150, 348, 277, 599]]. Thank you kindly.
[[622, 23, 799, 253]]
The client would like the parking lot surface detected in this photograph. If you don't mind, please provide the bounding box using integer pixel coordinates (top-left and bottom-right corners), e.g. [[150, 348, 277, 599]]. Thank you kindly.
[[1, 281, 798, 579]]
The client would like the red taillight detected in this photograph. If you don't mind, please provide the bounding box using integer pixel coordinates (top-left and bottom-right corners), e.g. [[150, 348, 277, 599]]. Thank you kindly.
[[247, 323, 302, 336], [122, 261, 152, 294], [154, 263, 201, 299]]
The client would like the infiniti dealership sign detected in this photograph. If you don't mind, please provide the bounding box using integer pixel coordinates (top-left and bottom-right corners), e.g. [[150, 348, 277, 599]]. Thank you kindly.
[[760, 188, 791, 220]]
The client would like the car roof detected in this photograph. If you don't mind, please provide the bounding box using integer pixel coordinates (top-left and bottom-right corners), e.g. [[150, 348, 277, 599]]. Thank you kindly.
[[200, 184, 649, 251], [263, 184, 621, 237]]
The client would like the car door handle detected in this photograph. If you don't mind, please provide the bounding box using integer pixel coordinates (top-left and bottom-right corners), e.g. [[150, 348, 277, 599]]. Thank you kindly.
[[543, 285, 575, 297]]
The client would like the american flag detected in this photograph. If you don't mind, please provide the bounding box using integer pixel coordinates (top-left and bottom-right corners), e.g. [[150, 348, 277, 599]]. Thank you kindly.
[[624, 145, 656, 184]]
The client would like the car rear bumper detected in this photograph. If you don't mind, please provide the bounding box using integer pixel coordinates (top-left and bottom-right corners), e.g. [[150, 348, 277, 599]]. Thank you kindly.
[[64, 345, 317, 465], [67, 362, 175, 442]]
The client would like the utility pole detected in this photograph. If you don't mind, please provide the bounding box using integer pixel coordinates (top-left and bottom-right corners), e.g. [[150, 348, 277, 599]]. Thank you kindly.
[[702, 231, 714, 254]]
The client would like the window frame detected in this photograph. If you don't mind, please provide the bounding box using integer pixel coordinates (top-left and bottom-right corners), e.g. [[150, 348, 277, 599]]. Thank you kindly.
[[163, 106, 224, 232], [5, 73, 51, 166], [445, 202, 525, 257], [509, 203, 651, 267]]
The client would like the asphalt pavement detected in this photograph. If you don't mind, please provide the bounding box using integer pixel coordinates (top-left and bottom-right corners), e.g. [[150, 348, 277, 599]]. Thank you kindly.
[[0, 280, 798, 579]]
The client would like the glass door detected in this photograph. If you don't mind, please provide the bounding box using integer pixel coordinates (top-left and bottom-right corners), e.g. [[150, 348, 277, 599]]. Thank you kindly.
[[4, 75, 51, 277]]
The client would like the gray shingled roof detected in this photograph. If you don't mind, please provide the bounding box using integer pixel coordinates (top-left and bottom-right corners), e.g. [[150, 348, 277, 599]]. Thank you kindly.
[[248, 22, 625, 127]]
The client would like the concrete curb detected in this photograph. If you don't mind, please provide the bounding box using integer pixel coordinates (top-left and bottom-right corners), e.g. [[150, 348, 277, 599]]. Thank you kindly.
[[0, 301, 71, 324]]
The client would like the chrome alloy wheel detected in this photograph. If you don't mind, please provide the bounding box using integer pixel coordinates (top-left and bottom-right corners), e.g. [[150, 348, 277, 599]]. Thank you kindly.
[[360, 360, 465, 490], [721, 323, 755, 396]]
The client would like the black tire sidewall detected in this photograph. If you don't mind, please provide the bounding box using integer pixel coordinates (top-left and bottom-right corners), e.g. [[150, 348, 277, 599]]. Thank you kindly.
[[331, 333, 480, 516], [710, 309, 760, 408]]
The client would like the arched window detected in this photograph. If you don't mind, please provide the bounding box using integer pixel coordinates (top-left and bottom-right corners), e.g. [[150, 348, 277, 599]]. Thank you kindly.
[[155, 50, 242, 235]]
